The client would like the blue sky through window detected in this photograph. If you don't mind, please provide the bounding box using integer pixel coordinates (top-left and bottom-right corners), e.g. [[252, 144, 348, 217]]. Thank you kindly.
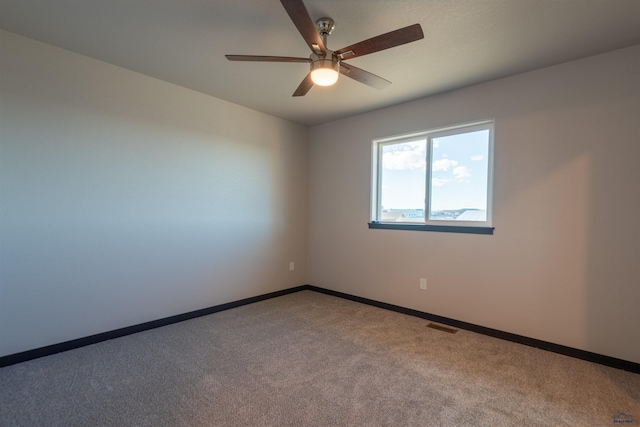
[[431, 129, 489, 212], [380, 130, 489, 213]]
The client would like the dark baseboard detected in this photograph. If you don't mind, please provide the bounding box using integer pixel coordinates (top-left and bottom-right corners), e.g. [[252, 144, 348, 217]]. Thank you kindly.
[[0, 285, 309, 368], [2, 283, 638, 374], [306, 285, 640, 375]]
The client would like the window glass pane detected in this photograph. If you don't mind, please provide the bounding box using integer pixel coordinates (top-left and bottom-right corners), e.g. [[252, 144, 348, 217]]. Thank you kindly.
[[380, 139, 426, 222], [429, 129, 489, 221]]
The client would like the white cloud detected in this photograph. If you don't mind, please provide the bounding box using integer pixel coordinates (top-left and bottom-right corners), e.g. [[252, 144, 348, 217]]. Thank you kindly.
[[453, 166, 471, 180], [432, 178, 448, 187], [432, 158, 458, 171], [471, 155, 484, 161], [382, 142, 426, 170]]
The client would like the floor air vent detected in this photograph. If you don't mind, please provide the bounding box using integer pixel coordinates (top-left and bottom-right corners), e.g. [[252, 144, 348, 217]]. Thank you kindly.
[[427, 323, 458, 334]]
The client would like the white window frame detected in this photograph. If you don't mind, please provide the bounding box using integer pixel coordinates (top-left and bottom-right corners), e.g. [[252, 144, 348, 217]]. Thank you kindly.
[[370, 120, 494, 234]]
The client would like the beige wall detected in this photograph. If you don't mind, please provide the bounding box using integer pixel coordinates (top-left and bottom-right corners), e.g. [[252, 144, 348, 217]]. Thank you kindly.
[[308, 45, 640, 363], [0, 31, 308, 357]]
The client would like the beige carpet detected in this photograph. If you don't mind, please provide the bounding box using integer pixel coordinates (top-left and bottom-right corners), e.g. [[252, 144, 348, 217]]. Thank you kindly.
[[1, 290, 639, 426]]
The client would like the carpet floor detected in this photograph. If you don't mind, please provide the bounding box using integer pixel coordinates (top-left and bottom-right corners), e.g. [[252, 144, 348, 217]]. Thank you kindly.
[[1, 290, 639, 426]]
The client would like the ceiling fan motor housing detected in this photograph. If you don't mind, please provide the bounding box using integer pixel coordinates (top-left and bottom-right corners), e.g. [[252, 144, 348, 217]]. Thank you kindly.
[[310, 52, 339, 69]]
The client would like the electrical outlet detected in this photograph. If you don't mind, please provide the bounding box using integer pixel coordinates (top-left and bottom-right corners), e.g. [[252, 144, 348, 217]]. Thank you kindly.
[[419, 278, 427, 290], [289, 262, 295, 271]]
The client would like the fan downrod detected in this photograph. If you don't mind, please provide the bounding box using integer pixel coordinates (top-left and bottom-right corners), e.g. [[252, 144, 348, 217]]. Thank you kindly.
[[315, 17, 335, 52]]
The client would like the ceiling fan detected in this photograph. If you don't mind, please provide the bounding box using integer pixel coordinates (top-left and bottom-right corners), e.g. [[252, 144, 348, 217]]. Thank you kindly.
[[225, 0, 424, 96]]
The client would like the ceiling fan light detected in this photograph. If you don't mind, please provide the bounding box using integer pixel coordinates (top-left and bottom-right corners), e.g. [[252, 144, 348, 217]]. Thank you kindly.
[[311, 68, 339, 86], [310, 58, 339, 86]]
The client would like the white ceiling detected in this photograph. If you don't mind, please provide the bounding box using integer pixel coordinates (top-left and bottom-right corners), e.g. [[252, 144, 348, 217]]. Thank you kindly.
[[2, 0, 640, 126]]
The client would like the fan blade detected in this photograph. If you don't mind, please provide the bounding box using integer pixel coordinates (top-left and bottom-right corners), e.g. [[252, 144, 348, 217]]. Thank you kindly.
[[340, 63, 391, 90], [280, 0, 326, 55], [226, 55, 311, 63], [293, 73, 314, 97], [335, 23, 424, 60]]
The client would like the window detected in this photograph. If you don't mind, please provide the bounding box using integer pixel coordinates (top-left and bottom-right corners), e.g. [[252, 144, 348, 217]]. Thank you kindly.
[[370, 121, 494, 234]]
